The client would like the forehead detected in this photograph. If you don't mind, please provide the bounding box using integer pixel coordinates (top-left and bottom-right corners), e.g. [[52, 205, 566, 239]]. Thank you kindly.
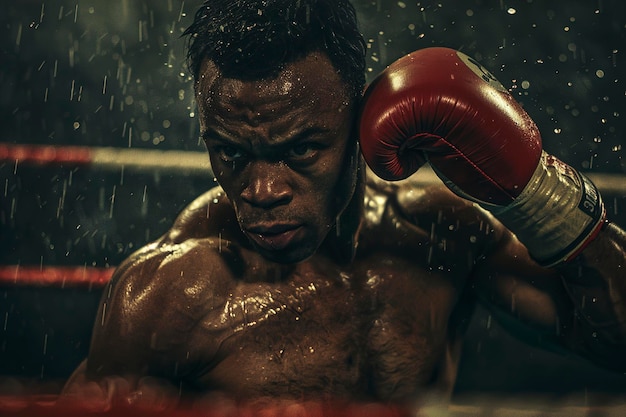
[[195, 52, 352, 118]]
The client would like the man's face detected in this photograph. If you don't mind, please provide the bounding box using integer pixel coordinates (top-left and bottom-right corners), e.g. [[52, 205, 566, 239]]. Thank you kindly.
[[196, 52, 357, 264]]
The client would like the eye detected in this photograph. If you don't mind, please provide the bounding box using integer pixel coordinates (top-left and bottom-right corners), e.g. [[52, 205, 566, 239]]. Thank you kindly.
[[215, 145, 245, 163], [287, 143, 319, 161]]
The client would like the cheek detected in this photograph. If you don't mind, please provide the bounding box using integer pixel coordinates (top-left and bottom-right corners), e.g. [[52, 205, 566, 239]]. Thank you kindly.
[[304, 149, 351, 208]]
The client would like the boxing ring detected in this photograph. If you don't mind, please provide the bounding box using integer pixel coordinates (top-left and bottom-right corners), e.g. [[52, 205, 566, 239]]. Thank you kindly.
[[2, 142, 626, 416]]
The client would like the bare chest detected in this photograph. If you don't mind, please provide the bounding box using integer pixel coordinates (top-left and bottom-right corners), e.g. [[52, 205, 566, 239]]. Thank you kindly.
[[187, 252, 468, 401]]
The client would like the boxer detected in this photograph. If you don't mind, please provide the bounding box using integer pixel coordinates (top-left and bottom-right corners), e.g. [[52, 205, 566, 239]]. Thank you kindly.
[[62, 0, 626, 412]]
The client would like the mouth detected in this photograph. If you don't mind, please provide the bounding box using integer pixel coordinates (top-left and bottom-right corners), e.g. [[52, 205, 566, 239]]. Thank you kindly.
[[244, 223, 304, 252]]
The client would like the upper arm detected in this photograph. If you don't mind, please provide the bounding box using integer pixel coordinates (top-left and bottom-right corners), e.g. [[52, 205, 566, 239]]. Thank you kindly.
[[85, 247, 180, 379], [61, 248, 183, 403]]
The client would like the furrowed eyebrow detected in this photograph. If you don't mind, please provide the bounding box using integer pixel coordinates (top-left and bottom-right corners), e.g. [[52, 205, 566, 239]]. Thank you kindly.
[[279, 126, 332, 147], [201, 127, 233, 143], [202, 126, 331, 148]]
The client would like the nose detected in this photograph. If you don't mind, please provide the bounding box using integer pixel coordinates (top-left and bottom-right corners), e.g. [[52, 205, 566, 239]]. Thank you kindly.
[[240, 161, 293, 209]]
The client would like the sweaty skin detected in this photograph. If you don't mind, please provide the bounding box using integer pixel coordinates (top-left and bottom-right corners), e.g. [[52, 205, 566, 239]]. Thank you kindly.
[[63, 52, 626, 408], [65, 181, 490, 405]]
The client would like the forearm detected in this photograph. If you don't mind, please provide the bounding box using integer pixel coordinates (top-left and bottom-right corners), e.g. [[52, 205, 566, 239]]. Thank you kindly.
[[482, 151, 626, 359], [556, 222, 626, 367], [481, 156, 626, 364]]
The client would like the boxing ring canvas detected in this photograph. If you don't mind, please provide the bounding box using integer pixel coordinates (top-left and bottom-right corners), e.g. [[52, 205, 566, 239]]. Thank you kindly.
[[2, 0, 626, 415]]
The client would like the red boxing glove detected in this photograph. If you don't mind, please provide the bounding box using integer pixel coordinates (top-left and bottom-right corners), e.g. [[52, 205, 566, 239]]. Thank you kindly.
[[359, 47, 605, 266]]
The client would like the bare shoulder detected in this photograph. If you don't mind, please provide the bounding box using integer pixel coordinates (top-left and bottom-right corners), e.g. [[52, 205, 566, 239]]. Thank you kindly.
[[101, 186, 243, 325], [86, 190, 245, 378], [107, 236, 238, 319]]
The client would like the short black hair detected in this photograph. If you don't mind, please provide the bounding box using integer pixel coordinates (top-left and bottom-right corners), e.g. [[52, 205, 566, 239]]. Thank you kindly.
[[183, 0, 366, 100]]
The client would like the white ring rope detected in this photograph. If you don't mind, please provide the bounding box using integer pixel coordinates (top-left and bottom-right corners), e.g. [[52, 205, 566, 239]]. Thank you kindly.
[[2, 143, 624, 193]]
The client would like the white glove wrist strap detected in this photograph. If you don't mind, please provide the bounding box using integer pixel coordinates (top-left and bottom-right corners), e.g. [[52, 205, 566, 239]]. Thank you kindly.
[[490, 152, 605, 267]]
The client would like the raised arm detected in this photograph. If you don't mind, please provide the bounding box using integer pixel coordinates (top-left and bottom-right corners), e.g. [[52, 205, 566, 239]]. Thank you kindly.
[[358, 47, 626, 368], [472, 217, 626, 369]]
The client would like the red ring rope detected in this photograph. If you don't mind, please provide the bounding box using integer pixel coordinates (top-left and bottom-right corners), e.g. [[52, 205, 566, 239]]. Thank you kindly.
[[0, 265, 115, 288], [0, 143, 212, 173], [0, 396, 414, 417], [0, 143, 93, 166]]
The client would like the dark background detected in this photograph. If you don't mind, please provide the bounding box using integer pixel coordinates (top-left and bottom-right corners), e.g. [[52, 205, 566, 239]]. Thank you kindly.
[[1, 0, 626, 406]]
